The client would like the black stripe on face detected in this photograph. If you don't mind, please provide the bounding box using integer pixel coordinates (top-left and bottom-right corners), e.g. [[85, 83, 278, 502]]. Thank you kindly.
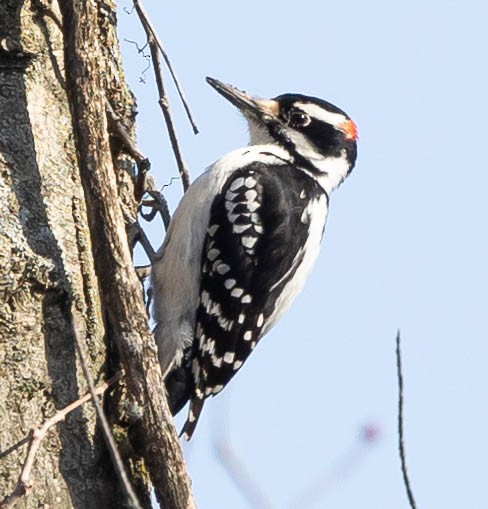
[[265, 119, 324, 175], [298, 119, 344, 156], [264, 95, 358, 170], [268, 117, 357, 173]]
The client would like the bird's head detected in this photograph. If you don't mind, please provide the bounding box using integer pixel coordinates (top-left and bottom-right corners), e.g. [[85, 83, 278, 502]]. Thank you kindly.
[[207, 77, 358, 191]]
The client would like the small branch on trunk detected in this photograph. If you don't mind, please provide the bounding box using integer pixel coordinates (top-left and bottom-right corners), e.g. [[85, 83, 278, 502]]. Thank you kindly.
[[105, 102, 170, 260], [135, 265, 151, 280], [396, 331, 418, 509], [140, 184, 171, 231], [126, 213, 157, 261], [105, 99, 149, 171], [105, 99, 151, 203], [0, 375, 121, 509]]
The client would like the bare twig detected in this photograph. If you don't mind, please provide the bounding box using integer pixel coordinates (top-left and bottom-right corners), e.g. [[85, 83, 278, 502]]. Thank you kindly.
[[0, 374, 121, 509], [286, 428, 378, 509], [127, 217, 157, 261], [130, 2, 198, 135], [139, 200, 159, 222], [140, 186, 171, 230], [123, 40, 151, 83], [158, 49, 198, 135], [105, 99, 148, 170], [0, 437, 30, 462], [135, 265, 151, 280], [396, 331, 418, 509], [71, 315, 142, 509], [133, 0, 192, 191], [214, 424, 380, 509], [105, 99, 152, 203], [160, 176, 181, 190], [105, 101, 171, 239], [212, 395, 381, 509], [210, 397, 273, 509]]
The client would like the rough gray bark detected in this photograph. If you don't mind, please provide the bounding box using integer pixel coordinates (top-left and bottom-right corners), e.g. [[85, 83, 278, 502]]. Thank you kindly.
[[0, 0, 194, 507], [0, 1, 124, 507]]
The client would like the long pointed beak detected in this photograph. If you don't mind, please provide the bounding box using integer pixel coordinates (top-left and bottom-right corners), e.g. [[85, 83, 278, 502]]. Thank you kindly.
[[206, 77, 279, 120]]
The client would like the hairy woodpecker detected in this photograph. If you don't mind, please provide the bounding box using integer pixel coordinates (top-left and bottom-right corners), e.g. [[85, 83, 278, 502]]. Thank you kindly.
[[152, 77, 358, 439]]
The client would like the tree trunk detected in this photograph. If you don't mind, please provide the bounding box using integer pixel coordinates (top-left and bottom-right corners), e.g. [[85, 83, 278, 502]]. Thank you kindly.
[[0, 0, 153, 507]]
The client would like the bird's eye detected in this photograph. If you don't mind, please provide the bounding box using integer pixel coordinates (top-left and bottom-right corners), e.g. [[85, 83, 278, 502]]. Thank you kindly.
[[288, 110, 311, 128]]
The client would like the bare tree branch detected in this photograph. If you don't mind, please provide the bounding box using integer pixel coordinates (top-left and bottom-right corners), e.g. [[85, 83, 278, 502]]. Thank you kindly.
[[286, 426, 379, 509], [59, 1, 195, 506], [140, 185, 172, 231], [396, 331, 418, 509], [211, 397, 381, 509], [131, 1, 198, 135], [133, 0, 192, 191], [105, 98, 154, 206], [105, 101, 171, 260], [127, 218, 157, 261], [0, 374, 121, 509], [105, 98, 149, 171]]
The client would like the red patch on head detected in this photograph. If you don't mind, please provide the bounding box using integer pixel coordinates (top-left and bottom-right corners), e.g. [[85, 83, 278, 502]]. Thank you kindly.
[[338, 119, 358, 141]]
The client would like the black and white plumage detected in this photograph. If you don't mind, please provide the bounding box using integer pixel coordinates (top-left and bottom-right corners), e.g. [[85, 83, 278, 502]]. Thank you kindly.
[[152, 77, 358, 439]]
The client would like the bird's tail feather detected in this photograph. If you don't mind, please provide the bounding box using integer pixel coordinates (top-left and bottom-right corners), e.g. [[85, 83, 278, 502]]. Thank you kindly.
[[180, 394, 205, 440], [165, 365, 192, 416]]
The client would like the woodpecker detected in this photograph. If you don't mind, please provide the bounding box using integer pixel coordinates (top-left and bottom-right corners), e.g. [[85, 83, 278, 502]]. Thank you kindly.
[[152, 77, 358, 439]]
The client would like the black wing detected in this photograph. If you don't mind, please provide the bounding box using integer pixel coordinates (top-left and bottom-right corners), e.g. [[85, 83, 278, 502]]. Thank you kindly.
[[181, 161, 324, 438]]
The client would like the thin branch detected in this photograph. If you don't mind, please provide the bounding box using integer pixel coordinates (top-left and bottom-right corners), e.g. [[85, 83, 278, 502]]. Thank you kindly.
[[105, 99, 149, 170], [286, 429, 378, 509], [396, 331, 418, 509], [105, 101, 171, 236], [71, 314, 142, 509], [105, 99, 151, 203], [126, 215, 157, 261], [133, 0, 191, 191], [0, 437, 30, 462], [211, 398, 274, 509], [140, 186, 171, 230], [158, 49, 199, 135], [105, 100, 170, 263], [0, 374, 121, 509], [135, 265, 151, 280], [131, 1, 198, 135], [211, 395, 381, 509]]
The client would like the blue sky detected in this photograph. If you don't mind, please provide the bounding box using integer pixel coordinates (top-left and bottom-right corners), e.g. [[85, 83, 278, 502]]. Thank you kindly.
[[118, 1, 488, 507]]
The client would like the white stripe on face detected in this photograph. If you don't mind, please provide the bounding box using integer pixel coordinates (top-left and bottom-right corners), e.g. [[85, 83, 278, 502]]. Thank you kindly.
[[297, 103, 347, 129]]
